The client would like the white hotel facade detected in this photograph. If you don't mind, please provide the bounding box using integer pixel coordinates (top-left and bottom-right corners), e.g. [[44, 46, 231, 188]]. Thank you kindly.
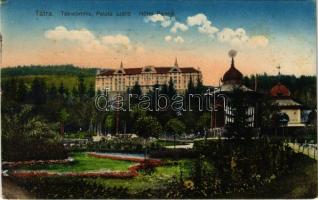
[[95, 59, 202, 95]]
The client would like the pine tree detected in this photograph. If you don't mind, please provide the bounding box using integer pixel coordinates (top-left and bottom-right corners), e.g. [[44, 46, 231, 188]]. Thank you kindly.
[[225, 87, 253, 139], [72, 87, 79, 97], [130, 81, 142, 96], [58, 82, 66, 96], [31, 78, 47, 104], [195, 77, 205, 94], [168, 78, 176, 98], [160, 83, 169, 95], [48, 84, 58, 100], [186, 76, 195, 95], [78, 76, 86, 99], [17, 80, 28, 102], [88, 83, 95, 98]]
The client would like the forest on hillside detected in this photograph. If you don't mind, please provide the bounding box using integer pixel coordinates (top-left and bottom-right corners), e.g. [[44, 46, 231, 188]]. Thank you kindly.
[[1, 65, 316, 108], [1, 65, 97, 77], [243, 74, 316, 109]]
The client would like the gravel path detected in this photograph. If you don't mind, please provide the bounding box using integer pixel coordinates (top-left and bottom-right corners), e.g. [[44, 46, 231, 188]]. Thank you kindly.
[[2, 178, 34, 199]]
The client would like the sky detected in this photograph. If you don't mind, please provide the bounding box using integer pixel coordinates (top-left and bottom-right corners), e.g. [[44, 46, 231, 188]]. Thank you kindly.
[[0, 0, 317, 85]]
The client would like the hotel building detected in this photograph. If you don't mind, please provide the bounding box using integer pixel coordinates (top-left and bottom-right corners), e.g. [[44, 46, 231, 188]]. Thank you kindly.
[[95, 59, 202, 94]]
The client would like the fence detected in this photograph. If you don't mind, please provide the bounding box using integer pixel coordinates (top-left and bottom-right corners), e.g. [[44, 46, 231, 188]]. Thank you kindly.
[[287, 139, 317, 160]]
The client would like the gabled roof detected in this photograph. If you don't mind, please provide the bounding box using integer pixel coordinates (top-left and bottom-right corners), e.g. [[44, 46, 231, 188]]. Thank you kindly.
[[125, 68, 142, 75], [272, 99, 302, 108], [97, 66, 200, 76]]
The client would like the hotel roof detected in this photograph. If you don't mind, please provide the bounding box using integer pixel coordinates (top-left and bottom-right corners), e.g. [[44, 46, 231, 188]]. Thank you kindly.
[[98, 66, 200, 76]]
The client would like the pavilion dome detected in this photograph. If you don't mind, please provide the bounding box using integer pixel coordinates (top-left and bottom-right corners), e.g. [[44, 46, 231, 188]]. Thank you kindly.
[[222, 57, 243, 84], [270, 82, 291, 97]]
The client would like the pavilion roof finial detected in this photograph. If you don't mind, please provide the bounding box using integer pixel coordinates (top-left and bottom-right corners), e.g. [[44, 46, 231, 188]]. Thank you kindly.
[[277, 65, 281, 76], [120, 61, 123, 69], [228, 49, 237, 68], [276, 65, 282, 82], [174, 57, 179, 67]]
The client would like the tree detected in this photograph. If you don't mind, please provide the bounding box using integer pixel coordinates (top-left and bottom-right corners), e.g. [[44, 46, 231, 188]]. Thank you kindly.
[[31, 78, 47, 104], [257, 96, 279, 135], [8, 78, 18, 101], [166, 118, 186, 148], [186, 76, 195, 95], [307, 109, 317, 126], [78, 76, 86, 100], [131, 81, 142, 96], [272, 112, 289, 136], [88, 83, 95, 98], [17, 80, 28, 102], [2, 105, 66, 161], [129, 82, 142, 105], [168, 78, 177, 98], [225, 88, 253, 139], [48, 84, 58, 100], [134, 116, 162, 159], [160, 83, 169, 95], [58, 108, 70, 136], [105, 114, 115, 134], [58, 82, 66, 96], [72, 87, 79, 98], [195, 77, 205, 94], [196, 113, 210, 138]]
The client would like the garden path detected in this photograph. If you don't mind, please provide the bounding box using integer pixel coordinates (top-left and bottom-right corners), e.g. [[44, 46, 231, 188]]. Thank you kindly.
[[165, 143, 193, 149], [2, 178, 35, 199]]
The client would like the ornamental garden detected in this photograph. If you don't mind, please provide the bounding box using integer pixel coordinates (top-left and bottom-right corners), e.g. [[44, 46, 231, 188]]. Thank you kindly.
[[1, 65, 317, 199]]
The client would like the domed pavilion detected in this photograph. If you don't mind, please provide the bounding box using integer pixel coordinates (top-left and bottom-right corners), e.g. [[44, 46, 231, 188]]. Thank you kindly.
[[211, 50, 258, 129], [270, 82, 304, 127]]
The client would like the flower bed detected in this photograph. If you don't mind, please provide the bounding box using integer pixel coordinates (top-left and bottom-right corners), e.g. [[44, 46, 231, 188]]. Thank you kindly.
[[8, 152, 163, 179], [88, 152, 152, 162], [10, 170, 138, 178], [2, 157, 74, 169]]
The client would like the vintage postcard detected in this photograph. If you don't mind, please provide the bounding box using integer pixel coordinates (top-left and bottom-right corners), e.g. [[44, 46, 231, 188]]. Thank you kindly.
[[0, 0, 317, 199]]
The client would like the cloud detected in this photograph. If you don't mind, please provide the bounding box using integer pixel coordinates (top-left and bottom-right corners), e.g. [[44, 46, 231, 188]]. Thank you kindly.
[[248, 35, 269, 48], [217, 28, 249, 46], [45, 26, 96, 43], [45, 26, 143, 53], [146, 14, 174, 27], [164, 35, 184, 44], [170, 22, 188, 33], [102, 34, 131, 49], [164, 35, 172, 42], [187, 13, 207, 26], [187, 13, 219, 36], [217, 28, 268, 47], [44, 26, 103, 51], [145, 13, 269, 48], [174, 36, 184, 44]]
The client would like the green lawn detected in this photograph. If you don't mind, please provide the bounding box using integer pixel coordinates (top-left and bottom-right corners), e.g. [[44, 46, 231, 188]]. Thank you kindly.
[[84, 159, 192, 192], [20, 153, 134, 172], [19, 153, 193, 192]]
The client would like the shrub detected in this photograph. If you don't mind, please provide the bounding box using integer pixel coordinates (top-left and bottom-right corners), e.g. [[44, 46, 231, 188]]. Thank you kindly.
[[150, 148, 198, 159], [2, 139, 68, 162], [10, 176, 130, 199], [87, 137, 163, 153], [189, 138, 297, 196]]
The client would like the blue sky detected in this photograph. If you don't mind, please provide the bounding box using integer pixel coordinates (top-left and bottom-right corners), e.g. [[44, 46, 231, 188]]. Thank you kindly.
[[1, 0, 316, 84]]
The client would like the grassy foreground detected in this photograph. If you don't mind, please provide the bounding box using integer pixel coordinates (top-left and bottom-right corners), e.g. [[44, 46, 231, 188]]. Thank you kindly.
[[20, 153, 134, 172]]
